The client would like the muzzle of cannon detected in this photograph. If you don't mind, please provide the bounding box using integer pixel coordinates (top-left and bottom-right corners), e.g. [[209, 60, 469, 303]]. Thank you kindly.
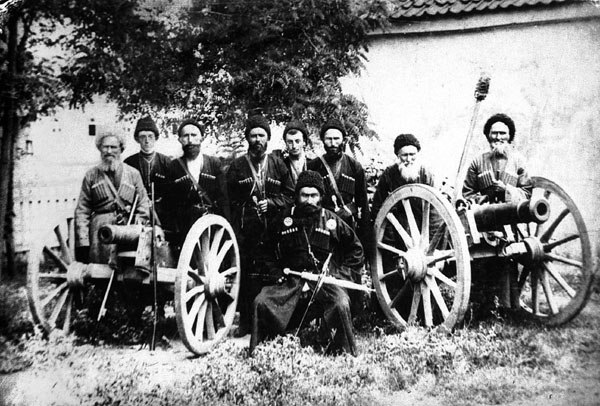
[[98, 224, 145, 245], [472, 197, 550, 232]]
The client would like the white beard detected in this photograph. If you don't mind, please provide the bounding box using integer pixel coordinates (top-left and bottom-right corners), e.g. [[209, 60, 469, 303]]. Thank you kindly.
[[491, 143, 511, 158], [99, 159, 120, 172], [398, 162, 421, 184]]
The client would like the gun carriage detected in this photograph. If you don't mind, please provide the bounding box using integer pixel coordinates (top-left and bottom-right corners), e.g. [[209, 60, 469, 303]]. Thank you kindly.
[[371, 77, 594, 331], [27, 213, 240, 355]]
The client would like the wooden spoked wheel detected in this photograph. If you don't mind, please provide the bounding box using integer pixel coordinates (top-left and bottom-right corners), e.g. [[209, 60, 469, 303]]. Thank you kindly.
[[514, 176, 594, 325], [174, 214, 241, 355], [27, 216, 85, 334], [372, 184, 471, 331]]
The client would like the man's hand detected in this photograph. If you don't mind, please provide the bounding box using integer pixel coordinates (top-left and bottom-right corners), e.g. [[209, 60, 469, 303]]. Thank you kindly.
[[491, 179, 506, 191], [257, 199, 268, 214]]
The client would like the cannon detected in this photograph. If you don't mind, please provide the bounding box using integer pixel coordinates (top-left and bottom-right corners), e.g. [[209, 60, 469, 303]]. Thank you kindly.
[[27, 213, 241, 355], [371, 78, 594, 331]]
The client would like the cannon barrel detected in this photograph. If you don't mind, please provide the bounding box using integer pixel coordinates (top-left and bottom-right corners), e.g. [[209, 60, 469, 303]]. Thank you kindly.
[[472, 197, 550, 232], [98, 224, 145, 244]]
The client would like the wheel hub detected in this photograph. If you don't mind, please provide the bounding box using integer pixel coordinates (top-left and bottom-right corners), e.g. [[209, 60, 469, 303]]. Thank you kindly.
[[205, 270, 226, 298], [404, 248, 428, 282], [523, 236, 545, 263], [66, 261, 87, 288]]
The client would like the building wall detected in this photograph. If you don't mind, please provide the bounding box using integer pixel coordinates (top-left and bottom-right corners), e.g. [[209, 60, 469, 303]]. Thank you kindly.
[[341, 14, 600, 252]]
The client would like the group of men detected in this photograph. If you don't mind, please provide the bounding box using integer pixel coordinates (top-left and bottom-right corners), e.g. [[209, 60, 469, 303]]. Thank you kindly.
[[74, 112, 531, 356]]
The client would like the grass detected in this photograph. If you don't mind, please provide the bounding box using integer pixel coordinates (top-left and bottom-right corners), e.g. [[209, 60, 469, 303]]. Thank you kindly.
[[1, 279, 599, 406]]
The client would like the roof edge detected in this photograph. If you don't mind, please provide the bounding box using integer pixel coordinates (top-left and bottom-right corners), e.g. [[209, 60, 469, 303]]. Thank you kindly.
[[369, 2, 600, 37]]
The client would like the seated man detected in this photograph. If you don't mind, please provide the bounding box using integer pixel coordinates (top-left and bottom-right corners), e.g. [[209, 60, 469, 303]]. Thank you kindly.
[[75, 128, 150, 265], [250, 171, 364, 356]]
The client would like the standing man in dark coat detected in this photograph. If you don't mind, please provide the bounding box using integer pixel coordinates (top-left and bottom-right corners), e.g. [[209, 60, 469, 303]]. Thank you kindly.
[[307, 119, 370, 292], [276, 119, 309, 188], [250, 171, 364, 356], [124, 115, 171, 227], [226, 115, 295, 336], [462, 113, 532, 309], [75, 128, 150, 265], [164, 119, 228, 243]]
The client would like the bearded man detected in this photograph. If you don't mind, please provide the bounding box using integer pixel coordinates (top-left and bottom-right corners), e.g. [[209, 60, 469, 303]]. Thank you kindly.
[[226, 114, 295, 336], [75, 129, 150, 264], [250, 170, 364, 356], [165, 119, 228, 241], [462, 113, 532, 310], [463, 113, 532, 204], [124, 115, 171, 226], [371, 133, 435, 221]]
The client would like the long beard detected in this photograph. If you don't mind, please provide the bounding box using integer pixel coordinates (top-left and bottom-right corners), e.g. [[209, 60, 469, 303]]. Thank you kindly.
[[183, 144, 201, 159], [295, 202, 321, 217], [99, 159, 120, 172], [324, 144, 344, 159], [249, 141, 266, 156], [398, 163, 421, 184], [491, 144, 510, 158]]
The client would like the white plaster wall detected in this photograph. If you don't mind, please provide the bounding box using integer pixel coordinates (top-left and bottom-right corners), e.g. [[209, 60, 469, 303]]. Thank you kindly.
[[342, 17, 600, 251]]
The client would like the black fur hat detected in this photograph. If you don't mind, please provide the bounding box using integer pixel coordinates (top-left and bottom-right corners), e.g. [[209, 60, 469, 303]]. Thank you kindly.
[[319, 119, 346, 140], [177, 119, 204, 138], [393, 133, 421, 155], [283, 120, 309, 143], [134, 116, 160, 140], [483, 113, 516, 143], [245, 115, 271, 140], [295, 170, 325, 196]]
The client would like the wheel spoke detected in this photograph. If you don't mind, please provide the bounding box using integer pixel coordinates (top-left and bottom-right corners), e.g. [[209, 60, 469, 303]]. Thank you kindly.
[[421, 201, 430, 249], [39, 273, 68, 280], [200, 230, 210, 265], [54, 225, 73, 264], [543, 263, 576, 298], [427, 268, 456, 289], [544, 234, 579, 252], [205, 300, 216, 340], [194, 299, 208, 340], [63, 294, 73, 334], [185, 295, 204, 327], [184, 285, 205, 302], [48, 289, 69, 328], [531, 269, 540, 315], [40, 282, 68, 308], [208, 227, 225, 264], [544, 253, 582, 268], [67, 218, 76, 260], [421, 283, 433, 327], [408, 284, 422, 324], [213, 299, 226, 328], [43, 246, 69, 272], [221, 266, 238, 277], [425, 276, 449, 319], [213, 240, 233, 272], [187, 266, 206, 284], [380, 269, 402, 281], [426, 249, 455, 267], [540, 271, 558, 314], [539, 208, 569, 242], [388, 286, 404, 308], [377, 241, 406, 257], [386, 212, 413, 249], [518, 267, 531, 290], [426, 224, 446, 255], [402, 200, 420, 246]]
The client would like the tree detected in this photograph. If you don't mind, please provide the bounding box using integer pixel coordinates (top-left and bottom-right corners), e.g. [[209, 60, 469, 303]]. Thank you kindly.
[[0, 0, 389, 277]]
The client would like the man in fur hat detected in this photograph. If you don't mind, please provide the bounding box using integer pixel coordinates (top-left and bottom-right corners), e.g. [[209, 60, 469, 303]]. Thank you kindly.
[[75, 128, 150, 265], [463, 113, 532, 204], [462, 113, 532, 310], [124, 115, 171, 226], [226, 114, 295, 336], [371, 133, 435, 221], [250, 170, 364, 356], [164, 119, 228, 241]]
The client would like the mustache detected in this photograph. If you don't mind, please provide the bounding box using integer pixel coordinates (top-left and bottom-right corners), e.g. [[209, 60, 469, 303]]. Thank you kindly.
[[491, 144, 509, 157]]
